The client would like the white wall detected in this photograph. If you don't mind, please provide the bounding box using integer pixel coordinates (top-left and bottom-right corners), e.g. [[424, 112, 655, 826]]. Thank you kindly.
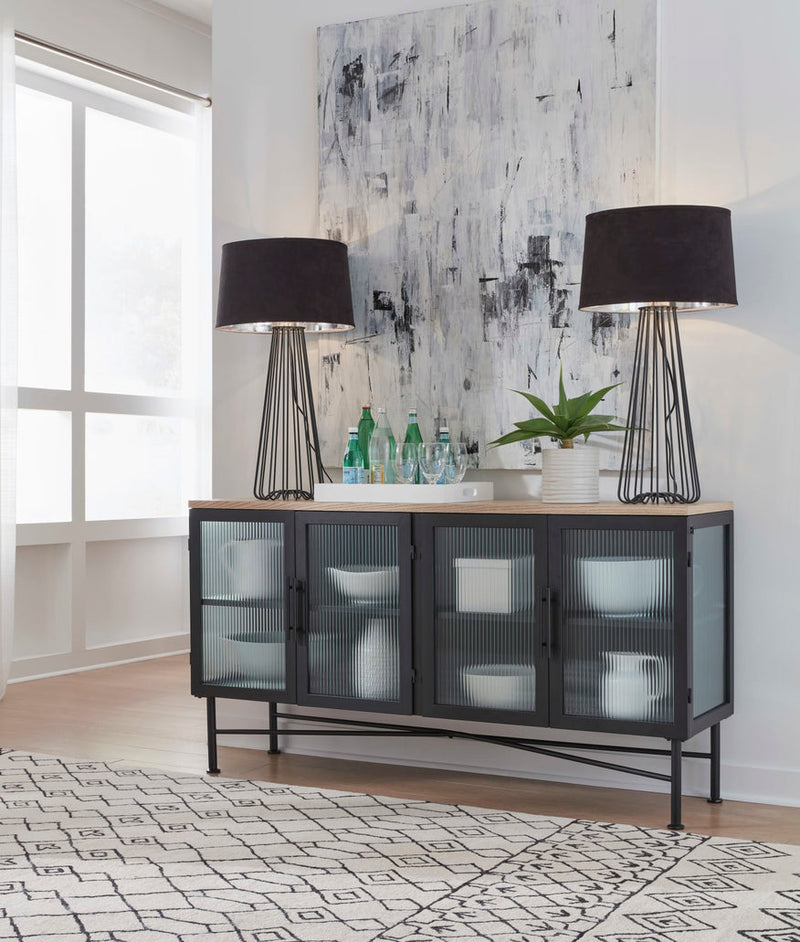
[[658, 0, 800, 803], [212, 0, 800, 805]]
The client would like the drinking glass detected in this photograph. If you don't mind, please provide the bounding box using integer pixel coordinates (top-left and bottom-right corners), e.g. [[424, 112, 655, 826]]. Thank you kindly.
[[445, 442, 469, 483], [394, 442, 419, 484], [418, 442, 446, 484]]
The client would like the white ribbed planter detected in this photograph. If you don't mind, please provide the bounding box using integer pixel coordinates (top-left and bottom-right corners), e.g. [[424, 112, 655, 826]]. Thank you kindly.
[[541, 447, 600, 503]]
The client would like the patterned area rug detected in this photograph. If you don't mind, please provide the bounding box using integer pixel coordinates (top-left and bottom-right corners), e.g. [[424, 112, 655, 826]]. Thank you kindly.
[[0, 750, 797, 941]]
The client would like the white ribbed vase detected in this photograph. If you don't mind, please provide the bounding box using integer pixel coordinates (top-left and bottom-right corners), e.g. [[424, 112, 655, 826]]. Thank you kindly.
[[541, 447, 600, 503]]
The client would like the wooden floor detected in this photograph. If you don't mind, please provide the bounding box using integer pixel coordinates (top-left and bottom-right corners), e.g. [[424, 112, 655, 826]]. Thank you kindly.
[[1, 653, 798, 844]]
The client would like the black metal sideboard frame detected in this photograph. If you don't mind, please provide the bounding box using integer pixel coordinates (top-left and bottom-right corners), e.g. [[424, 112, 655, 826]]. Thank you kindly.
[[204, 698, 723, 830]]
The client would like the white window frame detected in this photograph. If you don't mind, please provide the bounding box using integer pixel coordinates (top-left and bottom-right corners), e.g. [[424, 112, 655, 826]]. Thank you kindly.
[[12, 61, 211, 679]]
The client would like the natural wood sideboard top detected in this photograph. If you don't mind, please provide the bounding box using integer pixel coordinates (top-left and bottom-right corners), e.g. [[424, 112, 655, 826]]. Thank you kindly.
[[189, 498, 733, 516]]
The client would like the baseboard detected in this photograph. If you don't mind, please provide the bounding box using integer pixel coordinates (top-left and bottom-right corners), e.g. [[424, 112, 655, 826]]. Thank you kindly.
[[9, 645, 190, 683], [215, 702, 800, 808]]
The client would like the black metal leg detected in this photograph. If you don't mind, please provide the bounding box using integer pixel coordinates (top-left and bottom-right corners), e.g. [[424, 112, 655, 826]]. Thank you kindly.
[[268, 702, 280, 755], [708, 723, 723, 804], [668, 739, 684, 830], [206, 697, 220, 775]]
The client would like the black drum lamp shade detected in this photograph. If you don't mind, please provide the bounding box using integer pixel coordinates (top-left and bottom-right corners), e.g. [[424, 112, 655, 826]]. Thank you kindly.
[[579, 205, 737, 504], [216, 238, 355, 500], [579, 205, 737, 313], [216, 237, 355, 333]]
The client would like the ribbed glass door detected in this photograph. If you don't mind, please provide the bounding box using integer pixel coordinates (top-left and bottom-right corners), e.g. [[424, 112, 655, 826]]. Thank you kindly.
[[556, 526, 675, 727], [198, 517, 288, 692], [297, 515, 411, 712], [692, 524, 729, 718], [428, 522, 542, 718]]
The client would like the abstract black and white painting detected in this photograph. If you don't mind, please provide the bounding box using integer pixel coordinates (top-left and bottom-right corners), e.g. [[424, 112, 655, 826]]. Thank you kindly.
[[317, 0, 656, 468]]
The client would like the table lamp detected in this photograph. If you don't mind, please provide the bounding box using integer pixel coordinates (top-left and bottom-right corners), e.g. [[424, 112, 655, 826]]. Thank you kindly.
[[216, 238, 354, 500], [579, 205, 737, 503]]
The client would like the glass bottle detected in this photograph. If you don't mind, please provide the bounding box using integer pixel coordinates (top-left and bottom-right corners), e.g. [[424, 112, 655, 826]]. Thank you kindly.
[[368, 408, 394, 484], [387, 430, 396, 483], [342, 427, 365, 484], [357, 406, 374, 477], [404, 409, 423, 483], [438, 426, 455, 484]]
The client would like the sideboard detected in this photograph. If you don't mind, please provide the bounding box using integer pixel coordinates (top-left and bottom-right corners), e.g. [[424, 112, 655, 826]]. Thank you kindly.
[[189, 498, 733, 829]]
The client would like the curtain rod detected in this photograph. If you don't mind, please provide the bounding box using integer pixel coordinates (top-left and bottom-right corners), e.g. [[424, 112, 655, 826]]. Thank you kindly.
[[15, 31, 212, 108]]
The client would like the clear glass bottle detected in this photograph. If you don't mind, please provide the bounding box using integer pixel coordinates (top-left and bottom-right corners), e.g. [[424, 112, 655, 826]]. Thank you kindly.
[[368, 408, 394, 484], [357, 406, 374, 477], [438, 426, 455, 484], [342, 427, 365, 484], [403, 409, 423, 483]]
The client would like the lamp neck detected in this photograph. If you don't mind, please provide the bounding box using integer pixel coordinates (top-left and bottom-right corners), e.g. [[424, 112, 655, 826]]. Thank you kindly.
[[267, 324, 307, 334], [638, 303, 677, 315]]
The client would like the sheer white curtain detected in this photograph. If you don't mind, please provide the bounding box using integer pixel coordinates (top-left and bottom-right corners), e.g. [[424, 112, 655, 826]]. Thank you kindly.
[[0, 0, 17, 699]]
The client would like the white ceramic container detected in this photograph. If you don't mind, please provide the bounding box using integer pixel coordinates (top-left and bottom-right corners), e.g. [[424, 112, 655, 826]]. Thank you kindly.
[[462, 663, 536, 710], [454, 556, 535, 613], [328, 565, 399, 605], [220, 633, 284, 685], [353, 618, 399, 700], [601, 651, 668, 721], [577, 556, 669, 615], [541, 447, 599, 503], [221, 538, 282, 599]]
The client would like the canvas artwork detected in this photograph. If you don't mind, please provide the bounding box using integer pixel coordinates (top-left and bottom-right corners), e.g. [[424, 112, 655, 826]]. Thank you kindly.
[[317, 0, 656, 469]]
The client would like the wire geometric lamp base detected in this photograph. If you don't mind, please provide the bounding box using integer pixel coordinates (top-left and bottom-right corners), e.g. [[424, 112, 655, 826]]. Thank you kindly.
[[618, 305, 700, 504], [254, 325, 331, 500]]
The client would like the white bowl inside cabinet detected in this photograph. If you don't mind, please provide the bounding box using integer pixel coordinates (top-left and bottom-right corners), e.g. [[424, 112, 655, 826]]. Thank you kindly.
[[577, 556, 670, 616]]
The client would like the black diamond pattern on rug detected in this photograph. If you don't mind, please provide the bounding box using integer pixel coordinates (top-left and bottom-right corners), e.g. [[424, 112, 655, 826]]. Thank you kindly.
[[584, 835, 800, 942], [0, 750, 798, 941]]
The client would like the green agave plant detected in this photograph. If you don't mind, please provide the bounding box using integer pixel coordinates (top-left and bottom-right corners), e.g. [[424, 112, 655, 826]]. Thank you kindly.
[[489, 367, 628, 450]]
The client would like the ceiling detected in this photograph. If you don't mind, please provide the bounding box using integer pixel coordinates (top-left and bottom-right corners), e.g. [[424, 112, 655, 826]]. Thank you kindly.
[[148, 0, 212, 26]]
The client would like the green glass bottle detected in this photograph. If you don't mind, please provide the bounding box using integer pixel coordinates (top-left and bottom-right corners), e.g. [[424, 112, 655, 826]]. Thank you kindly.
[[387, 432, 396, 484], [342, 427, 365, 484], [357, 406, 374, 479], [404, 409, 423, 483]]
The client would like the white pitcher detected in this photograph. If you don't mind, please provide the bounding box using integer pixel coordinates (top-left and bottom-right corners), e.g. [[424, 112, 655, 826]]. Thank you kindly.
[[221, 538, 282, 599], [601, 651, 668, 721]]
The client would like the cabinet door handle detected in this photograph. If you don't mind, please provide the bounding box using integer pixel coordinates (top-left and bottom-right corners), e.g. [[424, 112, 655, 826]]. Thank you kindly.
[[284, 576, 295, 638], [543, 587, 557, 655], [539, 589, 550, 657], [295, 580, 306, 642]]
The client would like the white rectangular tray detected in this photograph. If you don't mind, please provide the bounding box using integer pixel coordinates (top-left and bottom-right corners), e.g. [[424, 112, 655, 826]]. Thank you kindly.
[[314, 482, 494, 503]]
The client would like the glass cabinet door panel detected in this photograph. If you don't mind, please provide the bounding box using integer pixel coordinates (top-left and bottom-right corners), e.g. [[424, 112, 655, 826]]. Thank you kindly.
[[434, 526, 537, 712], [199, 519, 287, 690], [560, 528, 675, 724], [201, 519, 285, 601], [306, 523, 400, 702], [201, 604, 286, 689], [692, 525, 728, 717]]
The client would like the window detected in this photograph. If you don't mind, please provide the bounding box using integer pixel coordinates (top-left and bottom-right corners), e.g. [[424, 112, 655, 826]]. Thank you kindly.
[[13, 62, 210, 678]]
